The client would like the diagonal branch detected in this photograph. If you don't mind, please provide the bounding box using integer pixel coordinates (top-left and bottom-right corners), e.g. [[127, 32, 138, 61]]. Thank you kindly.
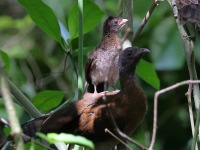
[[132, 0, 160, 43]]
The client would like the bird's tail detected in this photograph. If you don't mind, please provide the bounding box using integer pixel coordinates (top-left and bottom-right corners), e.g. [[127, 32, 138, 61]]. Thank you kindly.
[[21, 115, 49, 142], [0, 115, 49, 148]]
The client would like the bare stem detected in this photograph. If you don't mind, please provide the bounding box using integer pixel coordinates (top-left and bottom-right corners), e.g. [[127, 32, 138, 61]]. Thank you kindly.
[[78, 0, 84, 99], [132, 0, 160, 43], [186, 84, 195, 137], [0, 72, 24, 150], [149, 80, 200, 150], [105, 128, 132, 150], [169, 1, 200, 149]]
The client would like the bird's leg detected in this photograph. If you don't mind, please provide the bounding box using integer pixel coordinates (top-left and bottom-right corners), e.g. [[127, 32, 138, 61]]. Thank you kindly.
[[94, 85, 97, 93]]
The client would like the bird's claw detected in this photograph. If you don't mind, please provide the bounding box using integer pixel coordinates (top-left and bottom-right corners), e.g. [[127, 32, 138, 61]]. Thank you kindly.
[[112, 89, 120, 93]]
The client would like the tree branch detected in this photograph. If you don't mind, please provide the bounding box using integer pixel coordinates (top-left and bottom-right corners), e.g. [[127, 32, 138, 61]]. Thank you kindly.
[[169, 1, 200, 149], [149, 80, 200, 150], [0, 71, 24, 150], [132, 0, 160, 43]]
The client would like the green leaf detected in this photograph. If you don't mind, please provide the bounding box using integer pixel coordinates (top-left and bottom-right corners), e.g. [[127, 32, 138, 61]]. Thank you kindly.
[[32, 90, 64, 111], [68, 0, 104, 39], [37, 132, 94, 150], [24, 139, 45, 150], [150, 17, 184, 70], [195, 36, 200, 65], [18, 0, 61, 43], [0, 50, 10, 74], [136, 59, 160, 90]]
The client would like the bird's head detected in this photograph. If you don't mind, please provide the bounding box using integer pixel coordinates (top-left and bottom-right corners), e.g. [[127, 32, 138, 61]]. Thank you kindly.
[[103, 16, 128, 33], [119, 46, 149, 72]]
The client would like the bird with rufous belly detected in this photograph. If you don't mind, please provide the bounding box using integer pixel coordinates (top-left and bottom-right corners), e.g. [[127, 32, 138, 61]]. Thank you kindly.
[[0, 46, 149, 150]]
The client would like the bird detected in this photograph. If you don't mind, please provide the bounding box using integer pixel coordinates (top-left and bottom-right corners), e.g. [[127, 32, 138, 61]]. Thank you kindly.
[[1, 46, 149, 150], [85, 16, 128, 93]]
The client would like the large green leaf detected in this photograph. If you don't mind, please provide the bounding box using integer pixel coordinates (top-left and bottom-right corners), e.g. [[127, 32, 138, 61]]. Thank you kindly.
[[136, 59, 160, 90], [68, 0, 104, 39], [150, 17, 184, 70], [37, 133, 94, 150], [0, 50, 10, 74], [32, 90, 64, 111], [18, 0, 61, 43]]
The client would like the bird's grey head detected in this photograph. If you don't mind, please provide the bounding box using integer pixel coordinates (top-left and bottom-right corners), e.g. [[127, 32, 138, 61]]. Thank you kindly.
[[119, 46, 149, 72]]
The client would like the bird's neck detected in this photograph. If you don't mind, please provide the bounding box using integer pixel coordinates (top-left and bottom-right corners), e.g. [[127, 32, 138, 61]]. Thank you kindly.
[[103, 31, 119, 39], [119, 64, 137, 92], [101, 32, 121, 49]]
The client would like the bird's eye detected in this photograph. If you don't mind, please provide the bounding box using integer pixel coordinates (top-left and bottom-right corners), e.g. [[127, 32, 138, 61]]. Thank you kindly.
[[114, 20, 118, 25]]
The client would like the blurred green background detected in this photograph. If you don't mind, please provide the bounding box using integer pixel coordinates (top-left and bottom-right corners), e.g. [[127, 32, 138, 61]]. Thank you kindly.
[[0, 0, 200, 149]]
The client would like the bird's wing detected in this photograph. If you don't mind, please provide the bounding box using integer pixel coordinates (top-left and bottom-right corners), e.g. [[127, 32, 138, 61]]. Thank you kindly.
[[40, 92, 106, 133]]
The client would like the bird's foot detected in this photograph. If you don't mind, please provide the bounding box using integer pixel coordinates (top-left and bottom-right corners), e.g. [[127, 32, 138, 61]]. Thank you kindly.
[[112, 89, 120, 93], [99, 91, 110, 95]]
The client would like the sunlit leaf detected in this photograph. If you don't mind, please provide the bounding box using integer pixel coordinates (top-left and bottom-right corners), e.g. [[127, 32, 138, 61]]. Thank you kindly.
[[18, 0, 61, 43], [32, 90, 64, 111], [37, 133, 94, 150], [68, 0, 104, 39], [58, 20, 70, 43], [136, 59, 160, 89]]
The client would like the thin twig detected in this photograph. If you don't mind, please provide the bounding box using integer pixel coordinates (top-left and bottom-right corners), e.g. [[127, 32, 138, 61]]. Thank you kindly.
[[149, 80, 200, 150], [63, 49, 78, 78], [105, 128, 132, 150], [186, 84, 196, 137], [115, 128, 147, 150], [0, 71, 24, 150], [132, 0, 160, 43]]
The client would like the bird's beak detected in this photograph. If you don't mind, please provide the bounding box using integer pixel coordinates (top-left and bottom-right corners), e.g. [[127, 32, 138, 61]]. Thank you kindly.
[[119, 19, 128, 27], [140, 48, 150, 54]]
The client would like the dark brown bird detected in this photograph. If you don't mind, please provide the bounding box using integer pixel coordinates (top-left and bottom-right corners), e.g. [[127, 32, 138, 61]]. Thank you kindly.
[[1, 46, 149, 150], [85, 16, 128, 93]]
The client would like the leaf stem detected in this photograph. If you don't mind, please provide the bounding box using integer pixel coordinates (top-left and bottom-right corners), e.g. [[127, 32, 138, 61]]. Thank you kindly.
[[78, 0, 84, 99], [7, 79, 42, 118]]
